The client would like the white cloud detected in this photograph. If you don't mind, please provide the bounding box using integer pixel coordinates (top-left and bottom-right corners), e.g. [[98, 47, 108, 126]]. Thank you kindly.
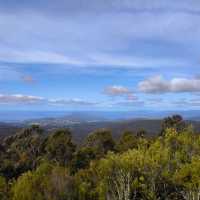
[[0, 94, 44, 104], [139, 75, 200, 93], [0, 94, 97, 107], [103, 85, 135, 100], [48, 98, 97, 106], [21, 75, 36, 84]]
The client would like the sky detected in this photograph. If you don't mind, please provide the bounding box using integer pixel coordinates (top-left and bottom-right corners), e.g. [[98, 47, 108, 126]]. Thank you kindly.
[[0, 0, 200, 111]]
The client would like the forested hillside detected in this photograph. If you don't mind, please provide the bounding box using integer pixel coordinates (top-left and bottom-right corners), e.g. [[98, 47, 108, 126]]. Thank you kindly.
[[0, 115, 200, 200]]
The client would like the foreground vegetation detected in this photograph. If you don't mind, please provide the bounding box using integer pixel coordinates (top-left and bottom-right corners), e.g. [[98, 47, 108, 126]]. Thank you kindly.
[[0, 115, 200, 200]]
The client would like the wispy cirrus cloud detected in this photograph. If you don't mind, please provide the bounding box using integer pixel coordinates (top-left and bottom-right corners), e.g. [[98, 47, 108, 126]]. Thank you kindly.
[[1, 0, 200, 15], [0, 0, 200, 111], [0, 3, 199, 71], [0, 50, 82, 65], [0, 50, 186, 70]]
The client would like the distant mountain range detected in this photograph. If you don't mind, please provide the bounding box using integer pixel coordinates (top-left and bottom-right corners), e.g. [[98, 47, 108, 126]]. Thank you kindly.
[[1, 119, 200, 143], [1, 111, 200, 142], [1, 110, 200, 122]]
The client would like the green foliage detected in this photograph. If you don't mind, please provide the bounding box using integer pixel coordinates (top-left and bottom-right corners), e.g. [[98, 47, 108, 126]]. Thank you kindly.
[[84, 129, 115, 156], [71, 147, 96, 172], [0, 126, 44, 179], [136, 128, 147, 138], [45, 129, 76, 166], [173, 156, 200, 200], [12, 162, 76, 200], [75, 127, 200, 200], [161, 114, 186, 135], [0, 176, 8, 200], [116, 131, 138, 152], [1, 116, 200, 200]]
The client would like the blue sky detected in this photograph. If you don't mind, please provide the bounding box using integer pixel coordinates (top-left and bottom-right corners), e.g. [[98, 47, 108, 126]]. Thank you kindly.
[[0, 0, 200, 111]]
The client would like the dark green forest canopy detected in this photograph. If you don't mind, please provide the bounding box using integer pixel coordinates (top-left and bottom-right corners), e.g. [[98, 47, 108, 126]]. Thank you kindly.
[[0, 115, 200, 200]]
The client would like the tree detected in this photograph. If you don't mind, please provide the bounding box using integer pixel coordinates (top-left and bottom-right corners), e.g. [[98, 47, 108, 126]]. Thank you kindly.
[[173, 156, 200, 200], [1, 119, 200, 200], [71, 147, 96, 172], [116, 131, 137, 152], [0, 126, 44, 179], [12, 162, 76, 200], [84, 129, 115, 156], [45, 129, 76, 166], [161, 115, 186, 135], [0, 176, 8, 200], [136, 128, 147, 138]]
